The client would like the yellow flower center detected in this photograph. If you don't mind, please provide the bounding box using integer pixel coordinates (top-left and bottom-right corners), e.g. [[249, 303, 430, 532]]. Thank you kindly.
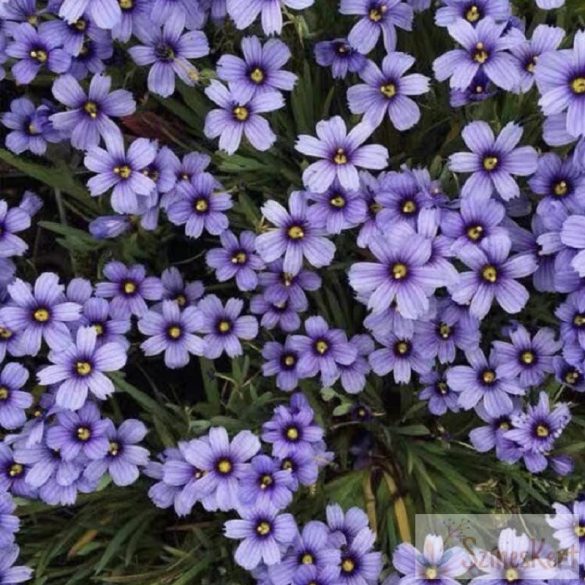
[[329, 194, 346, 208], [554, 181, 568, 197], [75, 361, 92, 376], [288, 225, 305, 240], [333, 148, 348, 165], [571, 77, 585, 94], [482, 265, 498, 283], [282, 459, 293, 470], [218, 320, 231, 333], [526, 56, 538, 73], [565, 370, 580, 384], [114, 165, 132, 179], [467, 225, 484, 240], [256, 521, 271, 536], [402, 200, 417, 214], [119, 0, 133, 9], [249, 68, 264, 83], [425, 567, 439, 580], [217, 459, 232, 474], [167, 326, 182, 339], [437, 382, 448, 395], [0, 387, 8, 400], [396, 341, 410, 355], [505, 568, 519, 582], [123, 281, 137, 295], [30, 49, 48, 63], [482, 369, 496, 384], [175, 294, 187, 307], [9, 463, 23, 477], [84, 101, 99, 119], [392, 262, 408, 280], [233, 106, 249, 121], [0, 327, 13, 340], [483, 155, 498, 171], [439, 323, 451, 339], [27, 14, 38, 25], [33, 308, 50, 323], [380, 83, 396, 98], [520, 351, 534, 365], [73, 18, 87, 31], [368, 4, 387, 21], [315, 340, 329, 355], [301, 553, 314, 564], [499, 420, 510, 430], [93, 323, 104, 336], [195, 198, 208, 213], [473, 43, 489, 64], [341, 558, 355, 573], [231, 251, 247, 264], [535, 424, 549, 438], [286, 427, 299, 440], [108, 441, 120, 456], [283, 355, 296, 367], [260, 475, 273, 489], [574, 525, 585, 538], [77, 427, 91, 441], [466, 4, 480, 21]]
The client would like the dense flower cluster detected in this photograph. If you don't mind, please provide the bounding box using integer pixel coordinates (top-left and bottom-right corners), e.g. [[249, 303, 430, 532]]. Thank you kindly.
[[0, 0, 584, 580]]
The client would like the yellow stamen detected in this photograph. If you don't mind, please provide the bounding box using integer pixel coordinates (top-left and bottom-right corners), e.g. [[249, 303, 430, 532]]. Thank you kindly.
[[482, 265, 498, 283], [233, 106, 249, 121], [75, 361, 92, 376], [33, 308, 50, 323], [288, 225, 305, 239], [380, 83, 396, 98]]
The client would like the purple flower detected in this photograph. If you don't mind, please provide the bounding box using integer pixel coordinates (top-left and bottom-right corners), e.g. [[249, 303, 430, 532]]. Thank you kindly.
[[204, 81, 284, 154], [348, 53, 429, 130], [50, 73, 136, 150], [197, 295, 258, 359], [226, 0, 314, 35], [505, 392, 571, 473], [217, 36, 296, 102], [261, 340, 302, 392], [369, 330, 430, 383], [535, 31, 585, 139], [258, 260, 321, 306], [238, 454, 295, 510], [314, 38, 367, 79], [78, 297, 130, 349], [553, 356, 585, 391], [0, 363, 32, 430], [447, 348, 525, 416], [469, 403, 522, 463], [256, 191, 336, 275], [529, 153, 585, 215], [224, 504, 297, 570], [339, 0, 414, 54], [419, 371, 460, 415], [295, 116, 388, 193], [0, 546, 32, 585], [46, 402, 110, 461], [262, 402, 324, 459], [89, 215, 131, 240], [95, 261, 163, 318], [336, 527, 382, 585], [269, 521, 341, 584], [326, 504, 369, 544], [85, 133, 157, 214], [181, 427, 260, 512], [250, 291, 305, 332], [560, 214, 585, 276], [492, 325, 561, 387], [348, 226, 444, 320], [433, 17, 522, 91], [2, 98, 62, 155], [160, 267, 204, 307], [38, 326, 127, 411], [0, 273, 81, 355], [128, 20, 209, 98], [6, 22, 71, 84], [393, 534, 468, 585], [415, 301, 481, 364], [306, 181, 368, 235], [288, 316, 358, 386], [167, 172, 232, 238], [510, 25, 564, 93], [0, 200, 30, 258], [0, 443, 35, 498], [435, 0, 510, 27], [59, 0, 122, 29], [206, 230, 264, 291], [84, 419, 149, 487], [338, 334, 374, 394], [138, 300, 204, 369], [67, 28, 113, 80], [449, 121, 538, 200], [0, 492, 18, 547], [547, 501, 585, 559], [449, 236, 537, 319]]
